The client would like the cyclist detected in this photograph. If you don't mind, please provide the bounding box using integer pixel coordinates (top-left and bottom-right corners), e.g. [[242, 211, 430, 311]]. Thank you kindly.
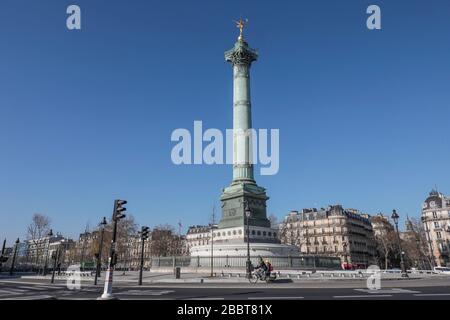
[[253, 256, 267, 279], [265, 259, 273, 278]]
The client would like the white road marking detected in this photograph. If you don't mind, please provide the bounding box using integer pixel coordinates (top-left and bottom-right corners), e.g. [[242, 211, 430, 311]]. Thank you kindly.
[[186, 297, 225, 300], [18, 286, 53, 290], [115, 290, 174, 296], [0, 280, 67, 287], [248, 296, 304, 300], [354, 288, 421, 294], [413, 293, 450, 297], [2, 295, 56, 300], [334, 295, 393, 299], [0, 288, 27, 293]]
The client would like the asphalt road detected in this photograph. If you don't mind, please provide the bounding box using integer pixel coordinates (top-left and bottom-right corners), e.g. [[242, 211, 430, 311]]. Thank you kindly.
[[1, 278, 450, 300]]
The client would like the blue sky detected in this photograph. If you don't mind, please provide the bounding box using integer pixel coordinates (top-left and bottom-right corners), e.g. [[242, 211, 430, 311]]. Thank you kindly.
[[1, 0, 450, 245]]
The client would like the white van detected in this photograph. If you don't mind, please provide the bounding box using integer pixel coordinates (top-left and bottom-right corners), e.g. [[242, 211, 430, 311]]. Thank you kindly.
[[433, 266, 450, 274]]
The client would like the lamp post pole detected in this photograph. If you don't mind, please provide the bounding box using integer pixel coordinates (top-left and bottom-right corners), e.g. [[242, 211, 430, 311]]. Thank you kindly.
[[43, 229, 53, 276], [9, 238, 20, 276], [94, 217, 108, 286], [51, 245, 60, 284], [210, 206, 216, 278], [1, 238, 5, 256], [244, 200, 252, 279], [391, 210, 408, 278], [210, 226, 214, 277]]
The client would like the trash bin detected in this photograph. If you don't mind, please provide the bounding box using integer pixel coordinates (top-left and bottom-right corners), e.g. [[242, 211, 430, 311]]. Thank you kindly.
[[174, 266, 181, 279]]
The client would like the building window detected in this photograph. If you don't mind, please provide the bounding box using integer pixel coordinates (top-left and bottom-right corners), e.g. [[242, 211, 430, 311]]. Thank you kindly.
[[252, 230, 256, 235], [273, 232, 277, 237], [233, 230, 236, 235], [268, 232, 272, 237], [263, 231, 266, 236], [437, 232, 442, 239], [433, 212, 438, 219], [434, 222, 440, 228], [238, 230, 242, 235], [257, 231, 261, 236]]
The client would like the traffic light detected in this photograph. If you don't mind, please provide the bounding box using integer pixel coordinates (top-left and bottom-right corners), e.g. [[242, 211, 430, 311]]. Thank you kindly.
[[113, 199, 127, 221], [140, 226, 150, 240]]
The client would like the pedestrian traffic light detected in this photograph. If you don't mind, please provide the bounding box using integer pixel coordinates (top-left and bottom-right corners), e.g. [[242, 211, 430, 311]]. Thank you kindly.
[[140, 226, 150, 240], [113, 199, 127, 221]]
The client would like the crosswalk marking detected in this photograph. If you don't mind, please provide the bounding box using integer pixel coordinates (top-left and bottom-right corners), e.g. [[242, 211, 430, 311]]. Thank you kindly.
[[116, 290, 174, 296], [334, 295, 393, 298], [354, 288, 421, 294]]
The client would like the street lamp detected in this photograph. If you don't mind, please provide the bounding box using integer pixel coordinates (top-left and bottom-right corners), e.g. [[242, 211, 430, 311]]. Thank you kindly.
[[94, 217, 108, 286], [43, 229, 53, 276], [391, 210, 408, 278], [9, 238, 20, 276], [244, 200, 252, 279]]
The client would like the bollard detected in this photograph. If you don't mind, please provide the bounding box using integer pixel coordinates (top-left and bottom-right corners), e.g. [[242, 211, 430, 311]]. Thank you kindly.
[[174, 266, 181, 279]]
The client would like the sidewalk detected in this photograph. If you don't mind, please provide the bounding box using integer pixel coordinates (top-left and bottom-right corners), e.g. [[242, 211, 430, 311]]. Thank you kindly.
[[17, 270, 447, 284]]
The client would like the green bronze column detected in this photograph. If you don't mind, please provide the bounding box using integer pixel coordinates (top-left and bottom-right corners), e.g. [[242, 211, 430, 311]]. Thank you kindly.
[[219, 21, 271, 230], [225, 28, 258, 184]]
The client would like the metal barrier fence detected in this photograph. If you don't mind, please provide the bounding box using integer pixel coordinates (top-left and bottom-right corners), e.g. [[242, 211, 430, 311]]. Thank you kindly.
[[150, 255, 342, 270], [1, 255, 342, 273]]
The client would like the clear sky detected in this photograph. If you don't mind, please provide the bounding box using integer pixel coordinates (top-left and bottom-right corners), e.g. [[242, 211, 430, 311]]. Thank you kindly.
[[1, 0, 450, 245]]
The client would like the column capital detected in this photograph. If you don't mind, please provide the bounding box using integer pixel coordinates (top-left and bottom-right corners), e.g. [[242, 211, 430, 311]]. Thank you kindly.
[[225, 40, 258, 66]]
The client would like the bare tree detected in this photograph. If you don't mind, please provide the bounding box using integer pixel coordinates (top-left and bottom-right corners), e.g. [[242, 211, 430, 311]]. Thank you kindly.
[[268, 214, 278, 228], [278, 218, 302, 247], [116, 215, 138, 271], [150, 224, 182, 257], [402, 218, 433, 270], [371, 215, 397, 269], [26, 213, 51, 264]]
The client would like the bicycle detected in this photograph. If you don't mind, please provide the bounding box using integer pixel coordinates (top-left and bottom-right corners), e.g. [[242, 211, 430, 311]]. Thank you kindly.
[[249, 268, 274, 283]]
